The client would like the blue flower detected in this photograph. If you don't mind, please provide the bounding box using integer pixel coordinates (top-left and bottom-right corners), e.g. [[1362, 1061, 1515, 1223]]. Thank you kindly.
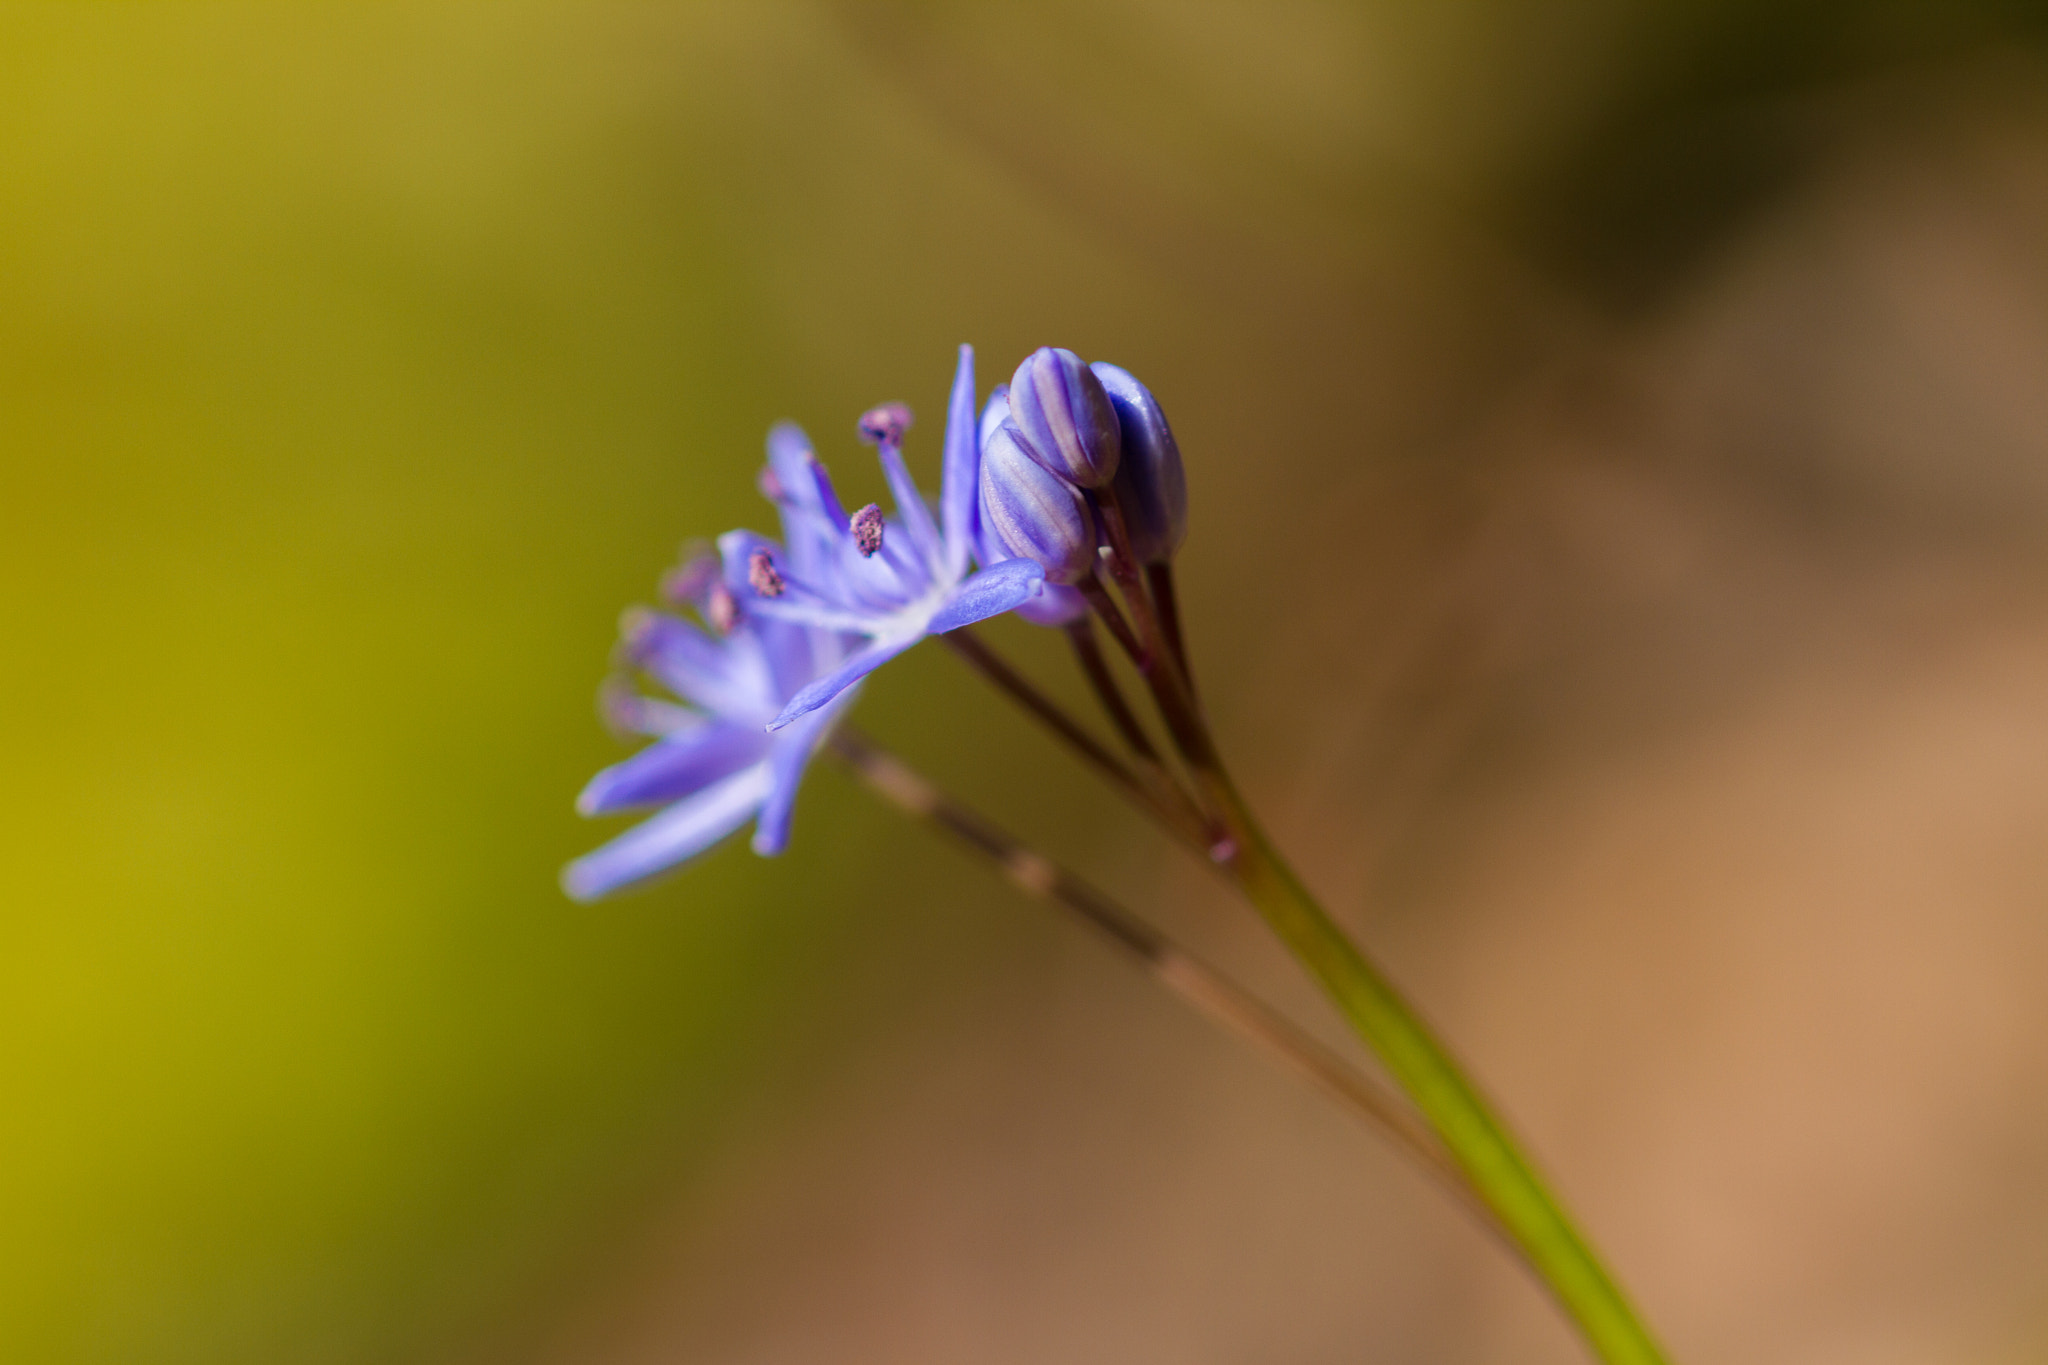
[[560, 592, 861, 900], [722, 344, 1047, 732], [565, 345, 1048, 898]]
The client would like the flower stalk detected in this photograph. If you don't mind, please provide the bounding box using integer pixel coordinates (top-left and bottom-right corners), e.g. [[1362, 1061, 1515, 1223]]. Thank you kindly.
[[567, 340, 1674, 1365], [1195, 761, 1669, 1365], [824, 724, 1474, 1208]]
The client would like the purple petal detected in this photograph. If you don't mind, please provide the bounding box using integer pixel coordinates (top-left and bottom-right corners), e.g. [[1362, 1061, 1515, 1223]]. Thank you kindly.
[[765, 423, 842, 579], [755, 616, 821, 703], [576, 722, 771, 816], [620, 609, 768, 719], [1093, 361, 1187, 562], [560, 764, 774, 901], [766, 421, 816, 498], [940, 344, 978, 580], [927, 558, 1045, 634], [741, 594, 885, 634], [876, 443, 944, 574], [978, 423, 1096, 583], [1013, 581, 1088, 627], [1009, 347, 1120, 489], [765, 636, 914, 731], [749, 690, 853, 855]]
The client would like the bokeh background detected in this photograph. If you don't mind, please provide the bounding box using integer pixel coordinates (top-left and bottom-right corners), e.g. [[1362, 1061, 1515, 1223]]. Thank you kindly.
[[8, 2, 2048, 1361]]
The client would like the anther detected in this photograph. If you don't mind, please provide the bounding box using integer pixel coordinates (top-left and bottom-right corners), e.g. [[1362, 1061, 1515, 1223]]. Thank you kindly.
[[856, 402, 913, 447], [850, 503, 885, 557], [660, 547, 718, 606], [706, 581, 739, 633], [757, 465, 786, 502], [747, 549, 786, 598]]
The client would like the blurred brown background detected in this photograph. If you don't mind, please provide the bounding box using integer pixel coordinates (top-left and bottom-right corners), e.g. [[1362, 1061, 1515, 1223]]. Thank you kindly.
[[6, 2, 2048, 1362]]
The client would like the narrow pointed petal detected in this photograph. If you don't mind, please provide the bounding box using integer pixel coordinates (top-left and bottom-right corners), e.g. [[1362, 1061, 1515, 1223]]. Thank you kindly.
[[740, 594, 886, 634], [765, 636, 912, 731], [620, 609, 765, 719], [561, 764, 774, 901], [765, 421, 816, 500], [875, 442, 944, 575], [755, 615, 821, 704], [927, 558, 1045, 634], [749, 691, 852, 855], [764, 423, 842, 578], [598, 680, 704, 739], [940, 344, 978, 580], [575, 723, 770, 816], [972, 388, 1014, 569]]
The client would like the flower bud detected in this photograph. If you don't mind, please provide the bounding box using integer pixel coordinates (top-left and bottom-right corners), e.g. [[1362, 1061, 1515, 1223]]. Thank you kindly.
[[977, 385, 1010, 452], [1008, 347, 1120, 489], [979, 421, 1097, 584], [1091, 361, 1187, 562]]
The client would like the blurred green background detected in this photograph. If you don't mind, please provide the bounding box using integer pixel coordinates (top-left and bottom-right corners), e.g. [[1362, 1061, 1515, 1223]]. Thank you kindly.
[[9, 2, 2048, 1362]]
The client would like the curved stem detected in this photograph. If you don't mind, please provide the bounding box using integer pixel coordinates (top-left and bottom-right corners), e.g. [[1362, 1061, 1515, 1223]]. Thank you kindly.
[[1182, 756, 1671, 1365], [951, 608, 1670, 1360], [1143, 561, 1194, 698], [941, 628, 1211, 848], [825, 725, 1476, 1208], [1063, 618, 1162, 763]]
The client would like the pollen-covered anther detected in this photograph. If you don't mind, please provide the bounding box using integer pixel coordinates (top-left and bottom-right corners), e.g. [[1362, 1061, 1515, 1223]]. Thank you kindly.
[[706, 582, 739, 633], [747, 549, 786, 598], [856, 402, 913, 447], [850, 503, 885, 557], [661, 550, 718, 606]]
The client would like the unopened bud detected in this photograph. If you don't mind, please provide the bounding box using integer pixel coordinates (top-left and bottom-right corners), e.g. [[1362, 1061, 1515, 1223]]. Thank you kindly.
[[1008, 347, 1120, 488], [850, 503, 885, 557], [747, 549, 786, 598], [979, 421, 1096, 584], [978, 385, 1010, 450], [1091, 362, 1187, 562], [856, 402, 913, 447]]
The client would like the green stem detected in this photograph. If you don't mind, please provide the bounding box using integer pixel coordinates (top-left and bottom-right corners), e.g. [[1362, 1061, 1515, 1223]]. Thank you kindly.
[[1201, 766, 1669, 1365]]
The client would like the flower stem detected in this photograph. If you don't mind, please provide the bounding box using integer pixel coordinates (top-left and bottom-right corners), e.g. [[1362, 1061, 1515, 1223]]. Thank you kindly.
[[824, 724, 1476, 1206], [1191, 758, 1670, 1365], [1143, 561, 1194, 696], [1063, 618, 1164, 763], [942, 627, 1212, 848], [955, 570, 1670, 1361]]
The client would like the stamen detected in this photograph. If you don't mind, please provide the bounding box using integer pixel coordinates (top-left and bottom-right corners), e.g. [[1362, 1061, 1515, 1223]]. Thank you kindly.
[[757, 465, 786, 502], [747, 549, 786, 598], [616, 606, 658, 660], [661, 546, 718, 605], [850, 503, 885, 557], [856, 402, 913, 447], [706, 582, 739, 634], [598, 676, 699, 739]]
